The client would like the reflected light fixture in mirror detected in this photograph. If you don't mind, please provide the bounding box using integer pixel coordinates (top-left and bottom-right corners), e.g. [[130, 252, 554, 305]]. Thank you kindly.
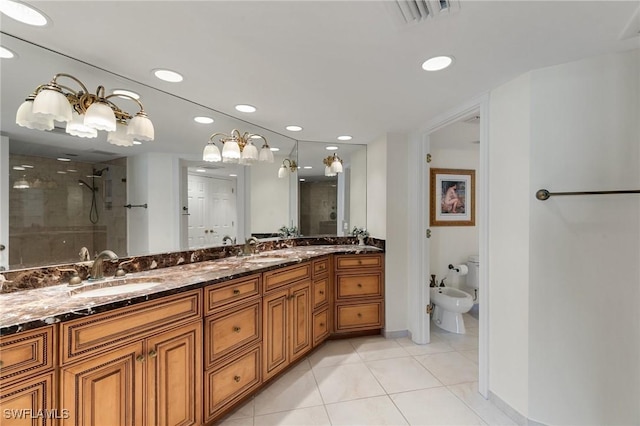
[[16, 73, 155, 144], [203, 129, 274, 165], [278, 158, 298, 178], [323, 153, 343, 176]]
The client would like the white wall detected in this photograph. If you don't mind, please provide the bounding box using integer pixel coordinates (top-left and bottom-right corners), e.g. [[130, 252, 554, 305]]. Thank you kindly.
[[366, 134, 387, 239], [250, 158, 289, 234], [349, 147, 367, 232], [0, 136, 8, 271], [127, 153, 181, 255], [527, 50, 640, 425], [428, 148, 479, 287], [488, 72, 532, 418]]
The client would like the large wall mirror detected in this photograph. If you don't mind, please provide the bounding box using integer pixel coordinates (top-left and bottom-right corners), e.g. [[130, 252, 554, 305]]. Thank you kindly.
[[0, 33, 365, 272]]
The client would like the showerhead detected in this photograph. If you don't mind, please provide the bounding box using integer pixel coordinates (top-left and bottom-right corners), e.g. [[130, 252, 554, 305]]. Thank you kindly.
[[92, 167, 109, 177]]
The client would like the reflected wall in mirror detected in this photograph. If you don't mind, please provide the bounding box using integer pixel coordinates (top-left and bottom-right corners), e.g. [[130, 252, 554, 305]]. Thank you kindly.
[[0, 33, 296, 272], [296, 141, 366, 236]]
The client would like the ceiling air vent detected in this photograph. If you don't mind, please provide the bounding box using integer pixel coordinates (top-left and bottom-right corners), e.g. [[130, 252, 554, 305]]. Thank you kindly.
[[385, 0, 459, 27]]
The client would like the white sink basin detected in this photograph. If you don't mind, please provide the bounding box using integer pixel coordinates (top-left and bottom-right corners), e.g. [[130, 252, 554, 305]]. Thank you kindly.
[[71, 279, 163, 298], [243, 256, 288, 264]]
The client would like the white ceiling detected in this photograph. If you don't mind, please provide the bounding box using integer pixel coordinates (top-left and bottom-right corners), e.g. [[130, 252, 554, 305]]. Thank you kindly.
[[1, 0, 638, 152]]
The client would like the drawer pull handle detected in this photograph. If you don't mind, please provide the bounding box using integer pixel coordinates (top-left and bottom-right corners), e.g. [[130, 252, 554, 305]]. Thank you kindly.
[[358, 260, 362, 265], [357, 283, 362, 288], [319, 290, 324, 295], [148, 349, 158, 359], [233, 289, 241, 295], [233, 375, 241, 382], [233, 326, 241, 333], [320, 322, 325, 327], [357, 313, 362, 317], [136, 354, 145, 362]]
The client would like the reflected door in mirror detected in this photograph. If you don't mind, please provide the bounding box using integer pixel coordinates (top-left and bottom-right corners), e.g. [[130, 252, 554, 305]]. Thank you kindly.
[[188, 175, 237, 249]]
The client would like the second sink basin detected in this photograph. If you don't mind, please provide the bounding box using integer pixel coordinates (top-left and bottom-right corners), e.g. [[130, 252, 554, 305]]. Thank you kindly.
[[71, 277, 164, 298]]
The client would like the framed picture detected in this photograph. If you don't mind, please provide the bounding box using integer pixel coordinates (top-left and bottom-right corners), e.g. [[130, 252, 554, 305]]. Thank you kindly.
[[430, 168, 475, 227]]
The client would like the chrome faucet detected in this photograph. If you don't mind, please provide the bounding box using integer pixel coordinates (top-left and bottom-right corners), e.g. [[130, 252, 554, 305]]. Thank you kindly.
[[239, 237, 259, 256], [90, 250, 119, 280], [222, 235, 236, 245]]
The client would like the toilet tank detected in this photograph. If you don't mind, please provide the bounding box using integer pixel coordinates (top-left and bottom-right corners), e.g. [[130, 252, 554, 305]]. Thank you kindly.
[[466, 255, 480, 289]]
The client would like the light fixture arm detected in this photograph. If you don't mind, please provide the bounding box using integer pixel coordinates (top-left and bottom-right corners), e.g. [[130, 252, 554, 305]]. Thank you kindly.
[[50, 72, 90, 95], [282, 158, 298, 172], [104, 92, 147, 119]]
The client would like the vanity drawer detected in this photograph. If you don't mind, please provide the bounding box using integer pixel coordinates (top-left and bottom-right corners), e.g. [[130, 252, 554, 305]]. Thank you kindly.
[[205, 345, 261, 421], [205, 300, 261, 367], [0, 326, 56, 385], [205, 274, 261, 314], [312, 257, 330, 278], [313, 308, 330, 346], [60, 290, 201, 364], [263, 262, 311, 292], [312, 277, 329, 309], [336, 273, 383, 300], [335, 254, 383, 270], [335, 301, 384, 331]]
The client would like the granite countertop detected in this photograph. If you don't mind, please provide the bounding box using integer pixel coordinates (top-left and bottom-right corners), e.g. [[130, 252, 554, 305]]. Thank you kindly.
[[0, 245, 382, 336]]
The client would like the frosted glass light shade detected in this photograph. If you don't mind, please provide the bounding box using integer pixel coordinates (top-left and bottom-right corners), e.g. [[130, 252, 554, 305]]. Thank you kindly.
[[13, 178, 30, 189], [203, 143, 222, 162], [84, 101, 116, 132], [16, 100, 54, 130], [331, 158, 343, 174], [107, 122, 134, 146], [127, 113, 154, 141], [32, 88, 72, 122], [325, 166, 336, 177], [66, 111, 98, 138], [241, 142, 259, 164], [222, 140, 241, 160], [278, 165, 288, 179], [259, 146, 274, 163]]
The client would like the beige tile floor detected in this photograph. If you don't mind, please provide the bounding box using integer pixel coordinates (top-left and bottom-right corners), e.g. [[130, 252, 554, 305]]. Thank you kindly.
[[218, 314, 516, 426]]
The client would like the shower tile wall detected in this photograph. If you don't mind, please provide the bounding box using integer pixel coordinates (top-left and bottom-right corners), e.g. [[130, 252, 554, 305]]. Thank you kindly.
[[299, 181, 338, 236], [8, 154, 127, 269]]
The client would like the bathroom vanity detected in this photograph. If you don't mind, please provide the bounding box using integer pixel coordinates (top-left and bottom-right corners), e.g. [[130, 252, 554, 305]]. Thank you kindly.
[[0, 246, 384, 425]]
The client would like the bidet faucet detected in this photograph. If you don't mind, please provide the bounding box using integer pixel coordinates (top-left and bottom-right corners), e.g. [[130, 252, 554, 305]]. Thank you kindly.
[[90, 250, 119, 280], [222, 235, 236, 245]]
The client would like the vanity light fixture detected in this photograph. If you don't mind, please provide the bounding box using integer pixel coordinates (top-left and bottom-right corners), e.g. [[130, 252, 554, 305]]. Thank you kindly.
[[278, 159, 298, 178], [323, 153, 344, 177], [16, 73, 154, 145], [13, 176, 30, 189], [203, 128, 274, 165]]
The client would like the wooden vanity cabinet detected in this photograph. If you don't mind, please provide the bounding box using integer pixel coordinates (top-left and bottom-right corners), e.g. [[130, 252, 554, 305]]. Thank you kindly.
[[311, 256, 331, 346], [334, 253, 385, 333], [0, 325, 58, 426], [58, 290, 203, 426], [203, 274, 263, 423], [262, 263, 312, 382]]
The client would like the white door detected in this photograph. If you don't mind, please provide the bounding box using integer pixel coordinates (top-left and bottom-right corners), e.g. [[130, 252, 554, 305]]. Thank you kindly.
[[188, 175, 236, 249], [0, 137, 9, 271]]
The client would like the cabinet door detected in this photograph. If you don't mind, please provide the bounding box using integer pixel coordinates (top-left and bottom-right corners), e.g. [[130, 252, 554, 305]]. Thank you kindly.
[[60, 341, 144, 426], [262, 289, 288, 381], [146, 321, 202, 426], [0, 372, 56, 426], [289, 280, 312, 363]]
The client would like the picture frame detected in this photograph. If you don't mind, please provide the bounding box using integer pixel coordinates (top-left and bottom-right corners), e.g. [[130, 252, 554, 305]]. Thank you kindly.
[[430, 168, 475, 227]]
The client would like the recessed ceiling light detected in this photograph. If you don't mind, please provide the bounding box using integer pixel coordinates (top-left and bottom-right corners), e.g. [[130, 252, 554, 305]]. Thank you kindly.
[[299, 179, 306, 182], [286, 125, 303, 132], [21, 164, 33, 168], [337, 135, 352, 141], [196, 168, 206, 173], [57, 171, 67, 174], [0, 0, 48, 26], [270, 147, 280, 152], [153, 69, 183, 83], [235, 104, 256, 113], [421, 55, 454, 71], [133, 141, 142, 145], [12, 166, 25, 171], [67, 169, 77, 173], [57, 157, 71, 162], [229, 174, 237, 177], [303, 166, 312, 169], [194, 116, 214, 124], [112, 89, 140, 100], [325, 146, 339, 151], [0, 46, 16, 59]]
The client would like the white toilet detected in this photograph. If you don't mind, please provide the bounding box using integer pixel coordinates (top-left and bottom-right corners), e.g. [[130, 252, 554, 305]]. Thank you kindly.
[[430, 255, 479, 334]]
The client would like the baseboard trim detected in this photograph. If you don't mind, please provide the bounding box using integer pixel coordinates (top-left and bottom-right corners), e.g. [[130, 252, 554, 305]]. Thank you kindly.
[[488, 391, 528, 426], [383, 329, 409, 339]]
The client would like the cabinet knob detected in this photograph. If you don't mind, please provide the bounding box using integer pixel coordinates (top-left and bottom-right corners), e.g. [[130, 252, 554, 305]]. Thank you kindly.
[[233, 289, 241, 295], [357, 313, 362, 317], [319, 322, 325, 327], [148, 349, 158, 358], [233, 375, 241, 382], [233, 326, 241, 333], [319, 290, 324, 295], [357, 283, 362, 288], [136, 354, 145, 362], [358, 260, 362, 265]]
